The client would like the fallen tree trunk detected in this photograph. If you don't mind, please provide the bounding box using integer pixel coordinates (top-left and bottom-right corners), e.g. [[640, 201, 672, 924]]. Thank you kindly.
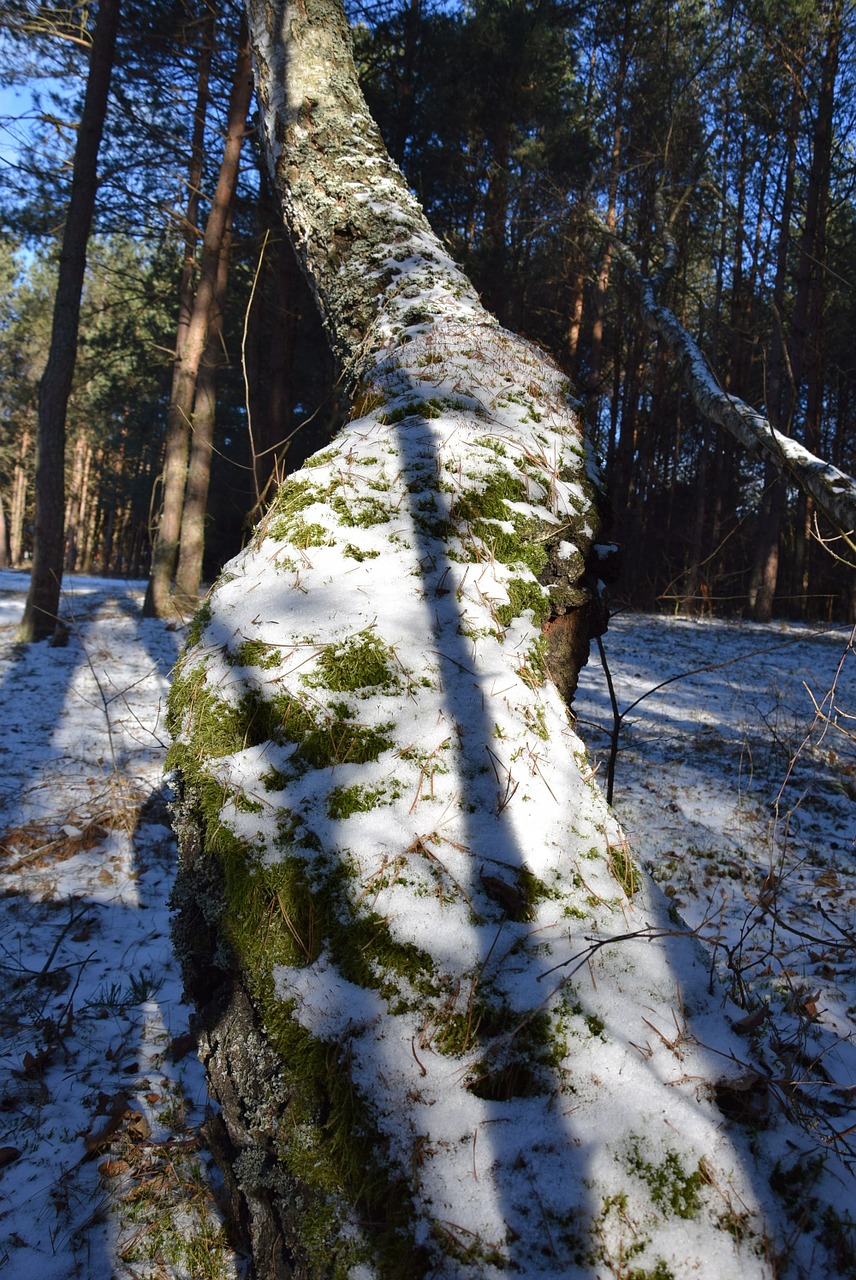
[[600, 209, 856, 543], [167, 3, 847, 1275]]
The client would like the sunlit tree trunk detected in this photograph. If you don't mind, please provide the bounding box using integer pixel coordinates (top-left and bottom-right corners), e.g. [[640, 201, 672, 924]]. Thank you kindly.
[[245, 186, 304, 508], [19, 0, 120, 640], [388, 0, 421, 166], [144, 9, 251, 617], [81, 456, 103, 573], [787, 0, 842, 613], [749, 4, 840, 620], [0, 493, 8, 568], [173, 220, 233, 610], [64, 433, 88, 571], [10, 427, 31, 568], [143, 3, 215, 608]]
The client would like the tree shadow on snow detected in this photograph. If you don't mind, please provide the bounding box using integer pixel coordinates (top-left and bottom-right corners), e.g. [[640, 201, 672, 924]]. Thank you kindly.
[[0, 578, 221, 1278]]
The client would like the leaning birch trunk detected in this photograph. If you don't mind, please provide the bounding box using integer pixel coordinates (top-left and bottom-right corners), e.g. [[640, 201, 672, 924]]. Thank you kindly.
[[167, 3, 823, 1276]]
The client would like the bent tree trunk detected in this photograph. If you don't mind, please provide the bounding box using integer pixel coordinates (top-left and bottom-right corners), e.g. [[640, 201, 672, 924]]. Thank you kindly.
[[168, 2, 831, 1276]]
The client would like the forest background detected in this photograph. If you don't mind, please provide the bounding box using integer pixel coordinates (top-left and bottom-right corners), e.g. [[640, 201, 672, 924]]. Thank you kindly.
[[0, 0, 854, 625]]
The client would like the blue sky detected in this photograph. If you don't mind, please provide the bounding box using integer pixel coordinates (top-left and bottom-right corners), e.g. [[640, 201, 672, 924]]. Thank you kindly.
[[0, 81, 39, 167]]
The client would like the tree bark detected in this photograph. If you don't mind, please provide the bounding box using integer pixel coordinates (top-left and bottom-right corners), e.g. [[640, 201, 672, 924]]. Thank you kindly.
[[143, 1, 215, 614], [245, 177, 303, 509], [18, 0, 120, 640], [0, 492, 8, 569], [10, 427, 30, 568], [144, 11, 252, 618], [585, 0, 629, 433], [173, 219, 233, 610], [64, 433, 87, 571]]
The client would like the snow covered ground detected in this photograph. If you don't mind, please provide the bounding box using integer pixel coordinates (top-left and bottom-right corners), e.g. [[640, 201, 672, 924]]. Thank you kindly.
[[0, 572, 245, 1279], [0, 572, 853, 1276], [575, 611, 856, 1151]]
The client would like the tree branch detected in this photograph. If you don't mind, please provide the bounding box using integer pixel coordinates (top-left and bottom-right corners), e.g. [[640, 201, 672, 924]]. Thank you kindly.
[[594, 211, 856, 540]]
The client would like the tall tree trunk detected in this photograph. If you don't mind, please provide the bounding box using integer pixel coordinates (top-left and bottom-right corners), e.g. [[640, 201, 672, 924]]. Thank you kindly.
[[388, 0, 421, 166], [142, 0, 215, 609], [481, 120, 511, 318], [18, 0, 120, 640], [144, 8, 250, 618], [0, 492, 8, 569], [746, 69, 800, 621], [261, 232, 299, 489], [748, 8, 840, 620], [176, 2, 218, 383], [786, 0, 841, 615], [82, 458, 102, 573], [585, 1, 629, 432], [565, 258, 585, 373], [247, 195, 303, 506], [173, 220, 233, 610], [747, 466, 786, 618], [10, 427, 30, 568], [64, 433, 87, 570]]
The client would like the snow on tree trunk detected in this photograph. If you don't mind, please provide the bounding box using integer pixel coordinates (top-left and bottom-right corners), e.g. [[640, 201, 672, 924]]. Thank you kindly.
[[167, 2, 823, 1276]]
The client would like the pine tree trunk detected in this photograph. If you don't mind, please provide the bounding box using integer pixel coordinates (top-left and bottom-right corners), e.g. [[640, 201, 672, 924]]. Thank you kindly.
[[64, 434, 87, 571], [585, 3, 629, 432], [260, 232, 300, 494], [10, 427, 30, 568], [0, 492, 8, 569], [143, 2, 215, 608], [748, 467, 785, 620], [144, 9, 250, 618], [173, 220, 233, 610], [18, 0, 120, 640]]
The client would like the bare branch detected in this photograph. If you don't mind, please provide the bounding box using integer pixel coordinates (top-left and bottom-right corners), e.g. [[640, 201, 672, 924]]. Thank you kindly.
[[593, 211, 856, 542]]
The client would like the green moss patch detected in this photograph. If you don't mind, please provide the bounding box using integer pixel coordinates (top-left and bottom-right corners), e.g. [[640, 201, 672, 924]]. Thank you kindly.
[[167, 664, 279, 762], [326, 779, 403, 820], [330, 493, 392, 527], [186, 598, 212, 647], [232, 639, 283, 670], [607, 842, 640, 900], [496, 577, 549, 628], [280, 704, 394, 769], [342, 543, 380, 561], [466, 1008, 563, 1100], [169, 659, 394, 778], [625, 1139, 705, 1219], [303, 447, 339, 469], [308, 629, 400, 694]]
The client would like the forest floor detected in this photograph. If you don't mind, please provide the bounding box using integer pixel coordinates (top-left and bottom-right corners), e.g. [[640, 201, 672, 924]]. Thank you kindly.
[[0, 572, 853, 1278], [0, 573, 246, 1280]]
